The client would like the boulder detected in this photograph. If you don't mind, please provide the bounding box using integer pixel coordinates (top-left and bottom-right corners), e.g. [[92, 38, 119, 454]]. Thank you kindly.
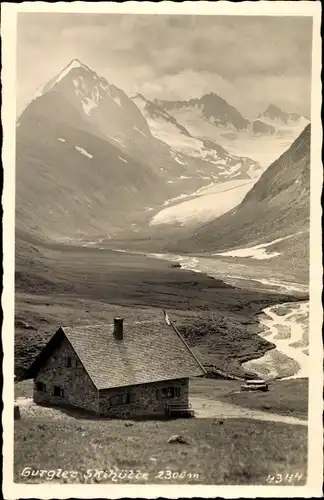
[[167, 434, 189, 445]]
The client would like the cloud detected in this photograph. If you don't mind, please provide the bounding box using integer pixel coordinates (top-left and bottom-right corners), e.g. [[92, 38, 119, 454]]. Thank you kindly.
[[16, 13, 313, 116], [129, 70, 310, 117]]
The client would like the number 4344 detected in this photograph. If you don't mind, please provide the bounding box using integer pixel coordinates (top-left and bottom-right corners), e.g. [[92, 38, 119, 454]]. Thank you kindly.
[[266, 472, 304, 484]]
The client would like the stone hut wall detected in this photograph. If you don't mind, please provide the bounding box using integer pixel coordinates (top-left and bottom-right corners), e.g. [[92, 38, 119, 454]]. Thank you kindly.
[[33, 337, 99, 413], [99, 378, 189, 418]]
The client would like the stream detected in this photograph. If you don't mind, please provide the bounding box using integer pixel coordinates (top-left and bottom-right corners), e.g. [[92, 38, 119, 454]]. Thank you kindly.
[[145, 252, 309, 380], [111, 249, 309, 380], [242, 301, 309, 380]]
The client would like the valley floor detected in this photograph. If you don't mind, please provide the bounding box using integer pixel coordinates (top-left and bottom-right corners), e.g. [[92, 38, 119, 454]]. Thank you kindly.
[[14, 239, 309, 485], [15, 238, 306, 379]]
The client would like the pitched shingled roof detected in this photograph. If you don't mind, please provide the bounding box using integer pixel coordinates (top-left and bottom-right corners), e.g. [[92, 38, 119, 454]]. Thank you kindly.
[[28, 317, 206, 390]]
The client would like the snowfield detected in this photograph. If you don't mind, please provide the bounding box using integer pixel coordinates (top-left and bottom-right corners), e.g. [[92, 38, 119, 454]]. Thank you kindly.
[[170, 149, 187, 165], [81, 95, 98, 115], [150, 179, 254, 226], [75, 145, 93, 159], [133, 126, 148, 137], [108, 136, 126, 148], [147, 116, 212, 158], [164, 106, 308, 169], [214, 232, 305, 260], [132, 95, 261, 178], [222, 134, 300, 169], [113, 97, 122, 107]]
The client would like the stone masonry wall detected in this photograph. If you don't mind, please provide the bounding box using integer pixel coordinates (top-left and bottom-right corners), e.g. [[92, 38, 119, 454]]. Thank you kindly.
[[34, 337, 99, 413], [99, 378, 189, 418]]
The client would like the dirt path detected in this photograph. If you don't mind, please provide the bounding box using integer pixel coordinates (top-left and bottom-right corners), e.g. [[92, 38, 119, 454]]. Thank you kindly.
[[190, 396, 307, 426], [16, 396, 307, 427]]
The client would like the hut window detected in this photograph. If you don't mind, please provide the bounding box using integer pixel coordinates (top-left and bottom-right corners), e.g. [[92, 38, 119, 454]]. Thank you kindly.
[[159, 386, 181, 399], [35, 382, 46, 392], [54, 385, 64, 397], [66, 356, 72, 368], [110, 392, 130, 406]]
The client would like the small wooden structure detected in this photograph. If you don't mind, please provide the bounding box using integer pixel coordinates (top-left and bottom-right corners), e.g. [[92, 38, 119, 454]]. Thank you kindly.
[[167, 402, 194, 418], [14, 405, 21, 420], [241, 379, 269, 392]]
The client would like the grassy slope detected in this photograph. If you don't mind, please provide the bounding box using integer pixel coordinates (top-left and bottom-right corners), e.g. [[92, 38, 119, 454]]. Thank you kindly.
[[220, 379, 308, 419], [15, 415, 307, 485], [15, 234, 300, 379], [190, 378, 308, 419]]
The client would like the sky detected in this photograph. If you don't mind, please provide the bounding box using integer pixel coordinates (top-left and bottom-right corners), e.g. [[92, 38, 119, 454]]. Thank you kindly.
[[17, 13, 313, 117]]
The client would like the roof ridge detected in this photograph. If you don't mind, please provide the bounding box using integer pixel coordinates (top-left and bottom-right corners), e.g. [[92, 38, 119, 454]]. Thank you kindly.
[[64, 320, 162, 329], [63, 323, 113, 329], [163, 309, 207, 375]]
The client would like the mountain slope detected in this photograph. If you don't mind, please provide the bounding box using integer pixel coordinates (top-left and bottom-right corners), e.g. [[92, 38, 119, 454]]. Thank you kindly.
[[30, 59, 151, 139], [17, 59, 266, 241], [172, 124, 310, 280], [259, 104, 306, 125], [155, 92, 250, 130], [133, 93, 261, 181], [15, 60, 208, 239], [30, 59, 259, 189], [154, 96, 309, 170], [252, 120, 275, 136], [257, 104, 310, 140], [16, 95, 168, 239]]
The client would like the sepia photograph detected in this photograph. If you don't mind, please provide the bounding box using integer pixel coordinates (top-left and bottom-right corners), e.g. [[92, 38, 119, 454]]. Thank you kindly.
[[1, 1, 323, 498]]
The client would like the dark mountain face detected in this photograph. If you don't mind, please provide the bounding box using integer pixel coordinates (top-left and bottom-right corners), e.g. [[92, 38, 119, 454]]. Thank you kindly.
[[238, 124, 310, 206], [133, 93, 191, 136], [19, 60, 189, 184], [260, 104, 303, 125], [198, 93, 250, 130], [16, 101, 167, 239], [29, 59, 151, 139], [172, 125, 310, 268], [252, 120, 275, 136], [155, 92, 250, 130], [16, 61, 175, 239]]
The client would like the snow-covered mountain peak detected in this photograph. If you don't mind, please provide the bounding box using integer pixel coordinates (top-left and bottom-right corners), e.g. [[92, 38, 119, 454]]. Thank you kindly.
[[50, 58, 93, 84], [33, 59, 94, 100], [69, 58, 89, 69], [259, 104, 309, 126], [24, 58, 152, 141]]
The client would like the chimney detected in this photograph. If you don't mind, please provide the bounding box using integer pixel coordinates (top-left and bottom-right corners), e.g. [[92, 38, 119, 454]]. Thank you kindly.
[[113, 317, 124, 340]]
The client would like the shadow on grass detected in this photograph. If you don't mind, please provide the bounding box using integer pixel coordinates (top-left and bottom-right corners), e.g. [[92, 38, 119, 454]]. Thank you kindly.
[[36, 402, 195, 422]]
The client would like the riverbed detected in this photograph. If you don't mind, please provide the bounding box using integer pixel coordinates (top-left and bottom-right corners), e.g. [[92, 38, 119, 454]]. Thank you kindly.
[[140, 251, 309, 380], [242, 301, 309, 380], [88, 244, 309, 380]]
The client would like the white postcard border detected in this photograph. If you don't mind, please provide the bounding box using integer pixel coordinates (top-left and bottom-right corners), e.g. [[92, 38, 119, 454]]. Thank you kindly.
[[1, 2, 323, 498]]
